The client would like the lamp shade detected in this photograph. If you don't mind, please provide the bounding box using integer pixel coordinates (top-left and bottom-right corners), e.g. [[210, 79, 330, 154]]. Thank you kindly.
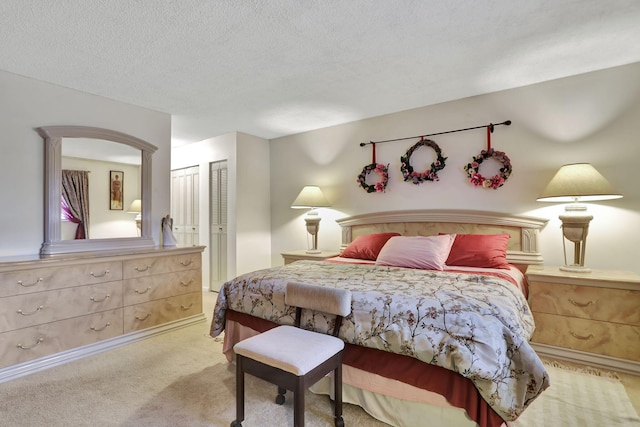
[[291, 186, 331, 209], [536, 163, 622, 203], [127, 199, 142, 213]]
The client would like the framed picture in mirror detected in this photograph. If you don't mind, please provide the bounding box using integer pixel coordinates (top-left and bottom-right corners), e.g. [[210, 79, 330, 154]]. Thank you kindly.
[[110, 170, 124, 210]]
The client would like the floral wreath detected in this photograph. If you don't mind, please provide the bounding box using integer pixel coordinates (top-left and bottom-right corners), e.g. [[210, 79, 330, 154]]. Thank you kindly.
[[400, 139, 447, 184], [357, 163, 389, 193], [464, 148, 512, 189]]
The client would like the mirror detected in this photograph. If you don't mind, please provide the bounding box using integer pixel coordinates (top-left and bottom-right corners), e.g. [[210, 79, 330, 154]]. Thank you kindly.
[[61, 138, 141, 240], [38, 126, 158, 255]]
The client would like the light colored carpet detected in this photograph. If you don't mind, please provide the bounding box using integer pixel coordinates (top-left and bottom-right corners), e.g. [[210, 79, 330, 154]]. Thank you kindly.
[[0, 311, 387, 427], [0, 294, 638, 426], [513, 362, 640, 427]]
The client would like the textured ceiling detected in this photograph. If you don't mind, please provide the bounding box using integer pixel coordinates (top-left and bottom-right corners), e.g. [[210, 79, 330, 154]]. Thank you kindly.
[[2, 1, 640, 146]]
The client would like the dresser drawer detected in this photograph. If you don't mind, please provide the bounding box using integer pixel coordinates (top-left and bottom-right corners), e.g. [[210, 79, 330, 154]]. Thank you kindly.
[[0, 261, 123, 298], [0, 281, 123, 331], [531, 312, 640, 361], [0, 308, 124, 369], [528, 281, 640, 326], [123, 269, 201, 305], [123, 254, 201, 279], [123, 291, 202, 333]]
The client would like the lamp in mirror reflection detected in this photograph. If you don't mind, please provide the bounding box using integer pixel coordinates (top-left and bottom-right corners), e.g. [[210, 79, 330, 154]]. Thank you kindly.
[[537, 163, 622, 273], [127, 199, 142, 236], [291, 186, 331, 254]]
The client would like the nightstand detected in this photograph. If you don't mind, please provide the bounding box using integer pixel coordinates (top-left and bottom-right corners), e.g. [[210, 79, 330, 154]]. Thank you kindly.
[[281, 250, 341, 265], [526, 265, 640, 374]]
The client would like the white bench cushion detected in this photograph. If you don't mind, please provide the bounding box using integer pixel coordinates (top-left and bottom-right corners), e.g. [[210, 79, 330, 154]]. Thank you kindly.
[[234, 325, 345, 376], [285, 282, 352, 317]]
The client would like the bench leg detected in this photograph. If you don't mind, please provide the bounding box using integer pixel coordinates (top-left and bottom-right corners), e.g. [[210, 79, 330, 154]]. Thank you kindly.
[[294, 379, 305, 427], [334, 363, 344, 427], [233, 355, 245, 425]]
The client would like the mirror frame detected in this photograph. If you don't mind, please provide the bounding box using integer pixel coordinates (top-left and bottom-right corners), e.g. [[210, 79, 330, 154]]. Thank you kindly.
[[37, 126, 158, 255]]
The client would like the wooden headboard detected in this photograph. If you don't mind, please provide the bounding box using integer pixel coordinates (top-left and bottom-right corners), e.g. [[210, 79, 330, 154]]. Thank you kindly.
[[336, 210, 548, 269]]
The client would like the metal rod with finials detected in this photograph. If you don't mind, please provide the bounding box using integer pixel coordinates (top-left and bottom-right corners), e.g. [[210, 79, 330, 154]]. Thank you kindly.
[[360, 120, 511, 146]]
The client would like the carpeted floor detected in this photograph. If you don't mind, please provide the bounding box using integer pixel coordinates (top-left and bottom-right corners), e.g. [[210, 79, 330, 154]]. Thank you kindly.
[[513, 362, 640, 427], [0, 293, 387, 427], [0, 290, 638, 427]]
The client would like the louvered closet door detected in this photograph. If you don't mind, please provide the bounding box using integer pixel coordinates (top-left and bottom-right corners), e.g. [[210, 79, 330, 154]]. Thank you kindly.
[[170, 166, 200, 247], [209, 160, 228, 292]]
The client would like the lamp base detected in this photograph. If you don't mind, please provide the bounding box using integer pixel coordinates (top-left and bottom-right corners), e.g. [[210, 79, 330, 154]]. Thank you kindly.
[[559, 203, 592, 274], [304, 215, 321, 254], [560, 265, 592, 274], [135, 215, 142, 237]]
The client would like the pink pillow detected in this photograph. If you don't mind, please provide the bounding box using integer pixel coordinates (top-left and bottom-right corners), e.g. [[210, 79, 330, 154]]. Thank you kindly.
[[341, 232, 401, 261], [375, 235, 455, 270], [445, 233, 511, 269]]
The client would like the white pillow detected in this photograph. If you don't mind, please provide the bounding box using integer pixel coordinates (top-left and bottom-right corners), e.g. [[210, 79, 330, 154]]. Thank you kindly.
[[375, 235, 455, 270]]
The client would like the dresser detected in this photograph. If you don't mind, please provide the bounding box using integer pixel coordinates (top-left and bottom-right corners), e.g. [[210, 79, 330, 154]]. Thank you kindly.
[[0, 246, 205, 382], [526, 265, 640, 374]]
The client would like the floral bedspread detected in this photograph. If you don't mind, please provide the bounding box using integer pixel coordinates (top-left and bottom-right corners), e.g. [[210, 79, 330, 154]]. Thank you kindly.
[[210, 260, 549, 421]]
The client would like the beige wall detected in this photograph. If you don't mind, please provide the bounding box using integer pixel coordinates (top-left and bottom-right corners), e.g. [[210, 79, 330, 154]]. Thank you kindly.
[[0, 70, 171, 257], [269, 63, 640, 273], [2, 63, 637, 276]]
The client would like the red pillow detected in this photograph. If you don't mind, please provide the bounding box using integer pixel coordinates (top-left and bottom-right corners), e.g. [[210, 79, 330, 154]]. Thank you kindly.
[[341, 232, 401, 261], [444, 233, 511, 269]]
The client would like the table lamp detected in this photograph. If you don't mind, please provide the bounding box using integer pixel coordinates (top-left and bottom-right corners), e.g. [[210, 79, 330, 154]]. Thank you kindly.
[[291, 186, 331, 253], [537, 163, 622, 273], [127, 199, 142, 235]]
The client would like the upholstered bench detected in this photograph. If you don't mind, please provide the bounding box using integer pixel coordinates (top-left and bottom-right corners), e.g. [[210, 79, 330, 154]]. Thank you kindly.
[[231, 282, 352, 427]]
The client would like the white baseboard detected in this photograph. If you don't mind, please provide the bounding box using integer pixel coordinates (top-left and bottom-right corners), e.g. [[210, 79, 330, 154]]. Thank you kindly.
[[532, 342, 640, 375], [0, 313, 207, 384]]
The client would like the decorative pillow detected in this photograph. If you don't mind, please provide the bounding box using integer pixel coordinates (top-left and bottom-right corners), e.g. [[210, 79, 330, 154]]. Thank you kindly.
[[444, 233, 511, 269], [341, 232, 401, 261], [375, 234, 455, 270]]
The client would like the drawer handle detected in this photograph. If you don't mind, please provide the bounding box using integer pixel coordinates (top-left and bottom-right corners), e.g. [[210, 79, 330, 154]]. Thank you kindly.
[[135, 313, 151, 321], [180, 259, 193, 267], [17, 305, 44, 316], [90, 269, 110, 278], [179, 279, 194, 287], [91, 322, 111, 332], [570, 331, 594, 341], [17, 337, 44, 350], [90, 294, 111, 303], [180, 303, 194, 310], [135, 265, 151, 272], [17, 278, 43, 287], [568, 298, 594, 308], [134, 287, 151, 294]]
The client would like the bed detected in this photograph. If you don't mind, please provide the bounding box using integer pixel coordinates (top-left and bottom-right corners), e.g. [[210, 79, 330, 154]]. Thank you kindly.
[[210, 210, 550, 427]]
